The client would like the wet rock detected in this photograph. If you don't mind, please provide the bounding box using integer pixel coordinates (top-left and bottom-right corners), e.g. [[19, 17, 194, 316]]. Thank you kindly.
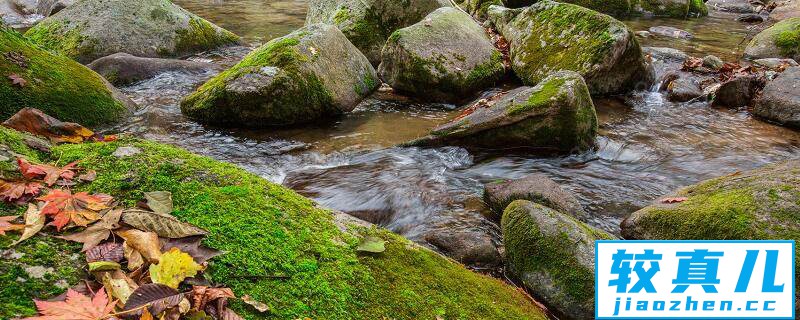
[[503, 0, 635, 17], [408, 71, 598, 152], [24, 0, 240, 64], [305, 0, 448, 65], [753, 58, 799, 69], [643, 46, 689, 62], [744, 17, 800, 61], [112, 146, 142, 157], [635, 30, 652, 38], [181, 24, 379, 127], [88, 53, 220, 86], [459, 0, 503, 19], [706, 0, 755, 13], [503, 200, 613, 320], [712, 75, 764, 108], [770, 0, 800, 21], [483, 173, 587, 221], [648, 25, 693, 39], [0, 27, 134, 127], [702, 55, 724, 70], [488, 2, 652, 95], [737, 14, 765, 23], [423, 227, 502, 267], [378, 7, 505, 103], [666, 74, 704, 102], [753, 66, 800, 127], [636, 0, 708, 17]]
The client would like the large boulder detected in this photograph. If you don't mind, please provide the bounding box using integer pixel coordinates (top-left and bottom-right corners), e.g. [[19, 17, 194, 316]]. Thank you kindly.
[[502, 0, 634, 17], [753, 66, 800, 127], [487, 2, 652, 95], [712, 75, 764, 108], [181, 24, 379, 127], [483, 173, 587, 221], [378, 7, 505, 103], [503, 200, 613, 319], [744, 17, 800, 61], [0, 27, 133, 127], [408, 71, 598, 152], [87, 53, 220, 86], [305, 0, 448, 65], [770, 0, 800, 21], [24, 0, 240, 64]]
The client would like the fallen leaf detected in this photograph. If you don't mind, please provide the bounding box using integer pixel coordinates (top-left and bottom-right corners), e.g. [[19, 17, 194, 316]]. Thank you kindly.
[[122, 208, 207, 239], [59, 208, 123, 251], [86, 242, 124, 263], [191, 286, 235, 311], [11, 203, 44, 246], [24, 287, 115, 320], [116, 229, 162, 264], [661, 197, 688, 204], [241, 295, 269, 313], [78, 170, 97, 182], [9, 73, 27, 87], [0, 180, 42, 203], [356, 236, 386, 253], [0, 215, 23, 235], [140, 309, 154, 320], [19, 158, 79, 186], [144, 191, 173, 215], [161, 236, 221, 265], [124, 241, 145, 271], [124, 283, 184, 318], [38, 189, 112, 231], [150, 248, 204, 288], [185, 310, 213, 320], [88, 261, 121, 272], [101, 272, 134, 305], [3, 108, 96, 144]]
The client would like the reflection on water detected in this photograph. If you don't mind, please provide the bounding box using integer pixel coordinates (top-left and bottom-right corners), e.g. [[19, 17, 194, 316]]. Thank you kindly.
[[113, 1, 800, 251]]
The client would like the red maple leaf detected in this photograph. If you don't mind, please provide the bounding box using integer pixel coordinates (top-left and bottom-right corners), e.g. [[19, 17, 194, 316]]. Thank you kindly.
[[0, 180, 42, 203], [24, 287, 116, 320], [0, 215, 24, 235], [37, 189, 113, 231], [661, 197, 688, 204], [18, 158, 78, 186]]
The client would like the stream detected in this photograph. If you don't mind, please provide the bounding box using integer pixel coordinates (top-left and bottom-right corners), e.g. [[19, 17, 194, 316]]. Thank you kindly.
[[111, 1, 800, 265]]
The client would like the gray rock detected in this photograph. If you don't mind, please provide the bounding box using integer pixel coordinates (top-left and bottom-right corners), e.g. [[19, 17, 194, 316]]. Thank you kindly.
[[667, 74, 704, 102], [305, 0, 448, 65], [483, 173, 587, 221], [458, 0, 504, 19], [636, 0, 709, 17], [706, 0, 755, 13], [703, 55, 725, 70], [181, 24, 379, 127], [408, 71, 598, 152], [635, 30, 652, 38], [770, 0, 800, 21], [712, 75, 764, 108], [503, 200, 613, 320], [88, 53, 220, 85], [648, 25, 693, 39], [753, 58, 800, 69], [378, 7, 505, 103], [24, 0, 240, 64], [502, 0, 635, 17], [488, 2, 652, 95], [737, 14, 765, 23], [113, 146, 142, 157], [643, 46, 689, 62], [423, 227, 503, 267], [744, 17, 800, 61], [753, 66, 800, 127]]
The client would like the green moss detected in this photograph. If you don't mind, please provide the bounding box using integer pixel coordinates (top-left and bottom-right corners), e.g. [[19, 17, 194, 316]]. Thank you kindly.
[[506, 77, 566, 116], [560, 0, 632, 17], [775, 23, 800, 58], [23, 21, 94, 60], [688, 0, 709, 16], [1, 27, 127, 127], [634, 0, 689, 17], [174, 18, 240, 57], [333, 8, 351, 25]]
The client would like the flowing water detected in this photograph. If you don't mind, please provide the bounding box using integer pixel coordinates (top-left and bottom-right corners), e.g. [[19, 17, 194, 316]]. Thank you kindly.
[[111, 2, 800, 263]]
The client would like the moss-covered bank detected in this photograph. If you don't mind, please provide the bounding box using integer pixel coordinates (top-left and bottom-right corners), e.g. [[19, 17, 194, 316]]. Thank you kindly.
[[0, 27, 130, 127], [0, 126, 547, 319]]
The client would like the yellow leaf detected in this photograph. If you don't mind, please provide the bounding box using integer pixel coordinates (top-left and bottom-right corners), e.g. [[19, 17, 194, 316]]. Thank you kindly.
[[11, 203, 44, 246], [149, 248, 203, 288]]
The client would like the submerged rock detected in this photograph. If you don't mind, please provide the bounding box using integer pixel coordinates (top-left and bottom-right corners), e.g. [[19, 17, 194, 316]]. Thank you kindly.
[[88, 53, 219, 86], [181, 24, 379, 127], [488, 2, 652, 95], [24, 0, 240, 64], [503, 200, 613, 320], [744, 17, 800, 61], [0, 27, 133, 127], [305, 0, 448, 65], [753, 66, 800, 127], [408, 71, 598, 152], [378, 7, 505, 103], [648, 26, 693, 39], [483, 173, 587, 221]]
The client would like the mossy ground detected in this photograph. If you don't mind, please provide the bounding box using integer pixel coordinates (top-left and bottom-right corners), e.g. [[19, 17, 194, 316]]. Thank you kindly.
[[0, 126, 546, 319], [0, 27, 127, 127], [775, 19, 800, 58]]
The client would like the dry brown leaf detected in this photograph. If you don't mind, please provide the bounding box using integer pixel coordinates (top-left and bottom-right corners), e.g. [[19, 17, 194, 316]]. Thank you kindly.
[[11, 203, 44, 246], [3, 108, 96, 144], [117, 229, 162, 263], [59, 208, 123, 251]]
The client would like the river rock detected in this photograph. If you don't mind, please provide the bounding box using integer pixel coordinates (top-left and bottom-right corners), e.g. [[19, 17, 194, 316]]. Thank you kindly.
[[24, 0, 240, 64], [483, 173, 587, 221], [753, 58, 799, 69], [408, 71, 597, 152], [744, 17, 800, 61], [770, 0, 800, 21], [703, 55, 724, 70], [737, 14, 765, 23], [0, 26, 133, 126], [648, 26, 693, 39], [753, 66, 800, 127], [378, 7, 505, 103], [706, 0, 755, 13], [181, 24, 379, 127], [88, 53, 219, 86], [305, 0, 448, 65], [666, 73, 704, 102], [503, 200, 613, 320], [488, 2, 652, 95], [423, 225, 503, 267], [643, 46, 689, 62], [635, 0, 708, 17], [502, 0, 634, 17], [712, 75, 764, 108], [459, 0, 503, 19]]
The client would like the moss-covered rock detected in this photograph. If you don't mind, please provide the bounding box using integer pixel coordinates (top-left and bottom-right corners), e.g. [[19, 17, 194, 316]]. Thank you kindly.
[[378, 7, 505, 103], [502, 200, 613, 320], [633, 0, 708, 17], [181, 24, 378, 127], [488, 2, 652, 96], [0, 26, 133, 127], [305, 0, 448, 65], [0, 125, 549, 319], [753, 67, 800, 128], [503, 0, 634, 17], [745, 17, 800, 61], [458, 0, 503, 19], [24, 0, 240, 64], [484, 173, 587, 221], [409, 71, 598, 152]]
